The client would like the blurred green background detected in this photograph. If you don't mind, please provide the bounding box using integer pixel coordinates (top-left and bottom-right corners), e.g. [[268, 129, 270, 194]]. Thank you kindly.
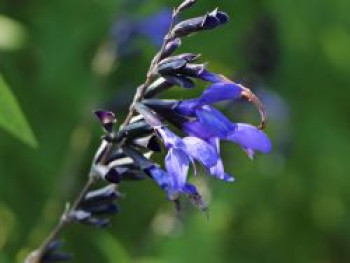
[[1, 0, 350, 262]]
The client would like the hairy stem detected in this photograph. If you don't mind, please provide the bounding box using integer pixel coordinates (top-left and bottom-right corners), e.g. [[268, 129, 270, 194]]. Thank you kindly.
[[120, 10, 177, 130], [25, 176, 96, 263]]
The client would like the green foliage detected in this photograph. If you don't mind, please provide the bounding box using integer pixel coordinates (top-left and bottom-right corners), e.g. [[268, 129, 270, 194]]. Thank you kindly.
[[0, 74, 37, 148]]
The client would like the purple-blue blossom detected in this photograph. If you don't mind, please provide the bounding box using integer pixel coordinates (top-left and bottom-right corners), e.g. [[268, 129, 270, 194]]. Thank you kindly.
[[147, 165, 200, 200], [177, 79, 271, 156], [176, 80, 245, 115], [182, 106, 271, 156], [139, 65, 272, 196], [154, 126, 221, 195]]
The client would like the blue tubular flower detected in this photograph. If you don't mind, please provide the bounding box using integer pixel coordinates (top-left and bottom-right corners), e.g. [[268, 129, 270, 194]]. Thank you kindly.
[[166, 148, 190, 191], [206, 137, 235, 182], [176, 81, 245, 116], [141, 76, 270, 182], [182, 120, 232, 181], [181, 107, 270, 181], [134, 103, 219, 198], [147, 165, 201, 200], [148, 164, 206, 210], [146, 166, 173, 193], [198, 69, 225, 82], [156, 126, 218, 168], [199, 81, 244, 105], [154, 126, 219, 194], [198, 106, 271, 153], [183, 105, 272, 156]]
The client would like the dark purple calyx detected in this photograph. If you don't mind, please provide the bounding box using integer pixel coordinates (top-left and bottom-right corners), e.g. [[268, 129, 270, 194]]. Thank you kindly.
[[134, 103, 163, 127], [122, 147, 155, 171], [116, 120, 153, 141], [177, 63, 206, 78], [163, 75, 195, 89], [82, 185, 119, 205], [94, 110, 117, 132], [170, 9, 229, 38], [131, 134, 162, 152], [157, 58, 187, 75], [144, 78, 174, 99], [161, 38, 182, 59], [83, 203, 119, 215]]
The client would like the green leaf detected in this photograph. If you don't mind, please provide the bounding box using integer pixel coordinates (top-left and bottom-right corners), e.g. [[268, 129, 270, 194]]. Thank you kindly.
[[0, 74, 38, 148]]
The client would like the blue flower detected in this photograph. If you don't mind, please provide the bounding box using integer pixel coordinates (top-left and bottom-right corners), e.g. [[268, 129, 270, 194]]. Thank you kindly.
[[181, 105, 271, 181], [183, 106, 271, 153], [176, 75, 268, 128], [134, 103, 227, 200], [176, 80, 245, 115], [153, 76, 271, 180], [175, 78, 271, 151], [198, 69, 226, 82], [141, 75, 271, 182], [154, 126, 219, 196], [147, 165, 200, 200]]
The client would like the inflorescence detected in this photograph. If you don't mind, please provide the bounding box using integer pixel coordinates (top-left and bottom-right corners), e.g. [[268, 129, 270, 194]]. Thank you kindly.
[[26, 1, 271, 262]]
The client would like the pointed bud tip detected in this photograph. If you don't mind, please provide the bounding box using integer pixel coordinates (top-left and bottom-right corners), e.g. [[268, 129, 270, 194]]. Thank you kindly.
[[94, 110, 117, 132]]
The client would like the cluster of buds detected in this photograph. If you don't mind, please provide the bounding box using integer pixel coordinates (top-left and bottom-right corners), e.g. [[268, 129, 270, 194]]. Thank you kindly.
[[38, 240, 71, 263], [30, 185, 122, 263], [67, 184, 121, 228]]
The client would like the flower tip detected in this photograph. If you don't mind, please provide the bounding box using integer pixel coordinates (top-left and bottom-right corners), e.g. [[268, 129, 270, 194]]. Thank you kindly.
[[254, 136, 272, 154], [244, 148, 255, 160], [167, 190, 180, 201], [263, 139, 273, 154], [224, 174, 235, 182], [240, 87, 267, 130], [216, 11, 230, 24]]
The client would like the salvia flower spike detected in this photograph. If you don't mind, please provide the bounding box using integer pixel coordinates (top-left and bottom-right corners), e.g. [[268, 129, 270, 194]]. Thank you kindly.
[[26, 2, 271, 262]]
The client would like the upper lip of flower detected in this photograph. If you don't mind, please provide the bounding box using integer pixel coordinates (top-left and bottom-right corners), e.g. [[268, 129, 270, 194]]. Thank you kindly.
[[156, 126, 219, 168], [183, 105, 272, 154]]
